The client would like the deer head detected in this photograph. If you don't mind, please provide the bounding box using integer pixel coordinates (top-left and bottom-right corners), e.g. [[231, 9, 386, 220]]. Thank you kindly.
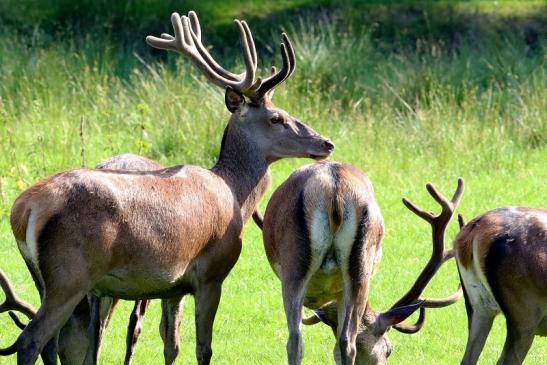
[[146, 12, 334, 163]]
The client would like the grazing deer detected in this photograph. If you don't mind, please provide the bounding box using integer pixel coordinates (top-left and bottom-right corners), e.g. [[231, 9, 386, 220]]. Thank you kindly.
[[262, 162, 463, 365], [0, 10, 333, 364], [454, 207, 547, 365]]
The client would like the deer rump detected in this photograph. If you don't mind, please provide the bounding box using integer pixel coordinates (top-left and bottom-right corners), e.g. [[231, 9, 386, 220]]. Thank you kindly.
[[264, 162, 384, 309]]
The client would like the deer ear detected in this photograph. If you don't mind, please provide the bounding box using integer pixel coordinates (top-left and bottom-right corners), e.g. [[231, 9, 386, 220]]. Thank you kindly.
[[375, 301, 423, 334], [225, 87, 245, 112]]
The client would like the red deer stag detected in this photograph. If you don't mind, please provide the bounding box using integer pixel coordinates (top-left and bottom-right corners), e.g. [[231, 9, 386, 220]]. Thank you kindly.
[[3, 154, 266, 364], [454, 207, 546, 365], [262, 162, 463, 365], [0, 10, 333, 364]]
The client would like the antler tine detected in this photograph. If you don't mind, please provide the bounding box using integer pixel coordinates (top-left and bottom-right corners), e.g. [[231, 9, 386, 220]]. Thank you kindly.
[[420, 285, 463, 308], [426, 177, 464, 216], [426, 183, 452, 214], [0, 268, 36, 319], [254, 33, 295, 100], [452, 177, 465, 205], [146, 13, 190, 53], [233, 19, 258, 91], [282, 33, 296, 79], [458, 214, 466, 229], [392, 307, 425, 334], [185, 13, 256, 90], [147, 12, 257, 94], [390, 178, 464, 310], [402, 197, 435, 223], [8, 311, 27, 330], [187, 11, 239, 82], [241, 21, 257, 70], [442, 248, 455, 262], [302, 313, 322, 325], [188, 10, 201, 39]]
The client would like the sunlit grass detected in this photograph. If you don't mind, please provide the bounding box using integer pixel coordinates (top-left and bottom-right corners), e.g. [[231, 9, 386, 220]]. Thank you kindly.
[[0, 1, 546, 364]]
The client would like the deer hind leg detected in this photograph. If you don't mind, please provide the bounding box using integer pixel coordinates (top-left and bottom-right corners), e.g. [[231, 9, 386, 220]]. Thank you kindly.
[[19, 260, 59, 365], [460, 309, 495, 365], [194, 283, 222, 365], [281, 276, 309, 365], [336, 281, 367, 365], [335, 214, 368, 365], [17, 288, 87, 365], [495, 300, 542, 365], [160, 296, 185, 365], [124, 299, 150, 365], [496, 320, 535, 365]]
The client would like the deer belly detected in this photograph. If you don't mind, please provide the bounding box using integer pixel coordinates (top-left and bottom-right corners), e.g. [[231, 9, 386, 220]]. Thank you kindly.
[[304, 266, 344, 308], [92, 262, 190, 299]]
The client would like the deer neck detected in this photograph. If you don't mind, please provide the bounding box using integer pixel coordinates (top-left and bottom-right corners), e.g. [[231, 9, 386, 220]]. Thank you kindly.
[[211, 123, 272, 223]]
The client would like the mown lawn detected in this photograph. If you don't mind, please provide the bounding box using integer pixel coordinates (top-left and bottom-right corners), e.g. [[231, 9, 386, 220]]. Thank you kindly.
[[0, 1, 545, 364]]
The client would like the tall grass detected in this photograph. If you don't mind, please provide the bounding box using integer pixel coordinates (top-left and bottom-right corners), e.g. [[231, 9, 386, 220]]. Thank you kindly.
[[0, 2, 546, 364]]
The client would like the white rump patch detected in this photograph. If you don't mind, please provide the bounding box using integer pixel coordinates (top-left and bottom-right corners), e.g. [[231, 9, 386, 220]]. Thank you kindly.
[[20, 210, 45, 290], [457, 236, 501, 314], [333, 201, 357, 271], [25, 211, 40, 268], [458, 264, 500, 314], [16, 240, 32, 267], [309, 204, 334, 272]]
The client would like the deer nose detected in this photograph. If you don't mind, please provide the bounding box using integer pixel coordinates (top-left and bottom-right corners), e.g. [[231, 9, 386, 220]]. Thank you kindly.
[[323, 140, 335, 152]]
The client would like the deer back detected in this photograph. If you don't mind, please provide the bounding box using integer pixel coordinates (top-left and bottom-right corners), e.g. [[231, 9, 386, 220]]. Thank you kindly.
[[10, 166, 240, 299], [454, 207, 547, 320]]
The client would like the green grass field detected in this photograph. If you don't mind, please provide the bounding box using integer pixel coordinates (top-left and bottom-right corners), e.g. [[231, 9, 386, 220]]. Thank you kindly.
[[0, 1, 545, 364]]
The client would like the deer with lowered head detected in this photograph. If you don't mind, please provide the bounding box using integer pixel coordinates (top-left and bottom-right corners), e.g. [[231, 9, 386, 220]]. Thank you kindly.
[[453, 206, 546, 365], [0, 10, 333, 365], [261, 162, 463, 365]]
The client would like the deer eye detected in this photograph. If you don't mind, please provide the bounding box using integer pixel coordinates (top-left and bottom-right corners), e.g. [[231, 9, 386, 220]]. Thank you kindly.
[[270, 115, 284, 124]]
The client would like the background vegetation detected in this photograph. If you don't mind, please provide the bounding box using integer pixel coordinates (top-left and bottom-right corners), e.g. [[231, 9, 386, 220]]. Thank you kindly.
[[0, 0, 545, 364]]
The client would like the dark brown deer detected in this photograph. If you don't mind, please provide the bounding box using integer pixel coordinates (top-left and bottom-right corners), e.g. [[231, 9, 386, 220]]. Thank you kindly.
[[0, 10, 333, 364], [454, 207, 546, 365], [262, 162, 462, 365]]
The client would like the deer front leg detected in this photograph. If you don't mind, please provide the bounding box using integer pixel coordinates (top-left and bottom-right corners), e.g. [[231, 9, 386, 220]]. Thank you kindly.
[[194, 283, 222, 365], [282, 279, 308, 365], [124, 300, 150, 365], [159, 296, 185, 365], [460, 310, 495, 365]]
